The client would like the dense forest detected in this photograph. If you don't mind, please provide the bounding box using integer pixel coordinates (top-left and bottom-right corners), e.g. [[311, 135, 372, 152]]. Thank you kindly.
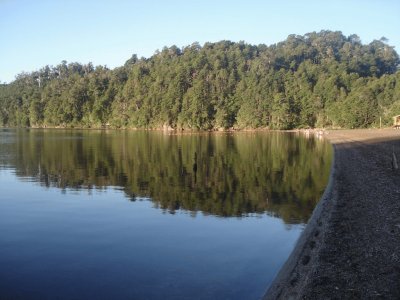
[[1, 31, 399, 130]]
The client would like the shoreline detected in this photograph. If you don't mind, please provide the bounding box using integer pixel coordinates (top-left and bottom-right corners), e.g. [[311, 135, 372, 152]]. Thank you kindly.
[[0, 125, 329, 134], [264, 129, 400, 299]]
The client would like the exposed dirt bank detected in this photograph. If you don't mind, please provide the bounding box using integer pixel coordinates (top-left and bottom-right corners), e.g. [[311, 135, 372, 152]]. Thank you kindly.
[[264, 129, 400, 299]]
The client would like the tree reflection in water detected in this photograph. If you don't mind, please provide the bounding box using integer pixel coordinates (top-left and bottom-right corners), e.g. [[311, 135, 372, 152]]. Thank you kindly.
[[1, 129, 332, 224]]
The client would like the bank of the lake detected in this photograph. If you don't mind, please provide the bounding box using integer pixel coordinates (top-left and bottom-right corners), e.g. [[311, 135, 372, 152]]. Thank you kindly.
[[265, 129, 400, 299]]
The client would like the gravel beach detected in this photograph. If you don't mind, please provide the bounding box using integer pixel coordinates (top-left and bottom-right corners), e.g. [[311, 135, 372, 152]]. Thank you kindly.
[[265, 129, 400, 300]]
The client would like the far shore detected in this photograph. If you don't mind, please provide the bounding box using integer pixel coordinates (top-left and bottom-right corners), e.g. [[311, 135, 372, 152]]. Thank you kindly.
[[3, 124, 395, 134], [264, 128, 400, 299]]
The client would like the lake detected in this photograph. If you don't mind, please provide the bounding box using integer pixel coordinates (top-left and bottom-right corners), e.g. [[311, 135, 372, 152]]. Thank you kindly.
[[0, 129, 332, 299]]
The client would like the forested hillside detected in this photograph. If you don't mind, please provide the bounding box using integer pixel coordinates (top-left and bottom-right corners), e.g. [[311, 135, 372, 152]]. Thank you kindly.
[[1, 31, 399, 129]]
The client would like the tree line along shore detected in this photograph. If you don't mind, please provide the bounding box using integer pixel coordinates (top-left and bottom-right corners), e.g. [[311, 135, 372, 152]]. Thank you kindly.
[[1, 31, 399, 130]]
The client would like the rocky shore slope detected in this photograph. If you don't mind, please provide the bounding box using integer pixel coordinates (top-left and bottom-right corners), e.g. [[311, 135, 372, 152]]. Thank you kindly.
[[265, 129, 400, 299]]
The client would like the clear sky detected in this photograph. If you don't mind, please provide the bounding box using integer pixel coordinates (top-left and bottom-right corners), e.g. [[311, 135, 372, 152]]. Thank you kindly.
[[1, 0, 399, 83]]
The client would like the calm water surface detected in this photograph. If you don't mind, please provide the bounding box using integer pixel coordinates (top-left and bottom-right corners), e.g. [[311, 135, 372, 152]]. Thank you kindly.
[[0, 129, 332, 299]]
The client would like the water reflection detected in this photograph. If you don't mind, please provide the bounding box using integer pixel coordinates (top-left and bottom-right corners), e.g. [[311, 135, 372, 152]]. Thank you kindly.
[[0, 129, 332, 223]]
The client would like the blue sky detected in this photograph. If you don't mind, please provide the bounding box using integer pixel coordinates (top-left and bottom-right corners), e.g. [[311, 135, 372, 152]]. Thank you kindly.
[[1, 0, 399, 83]]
